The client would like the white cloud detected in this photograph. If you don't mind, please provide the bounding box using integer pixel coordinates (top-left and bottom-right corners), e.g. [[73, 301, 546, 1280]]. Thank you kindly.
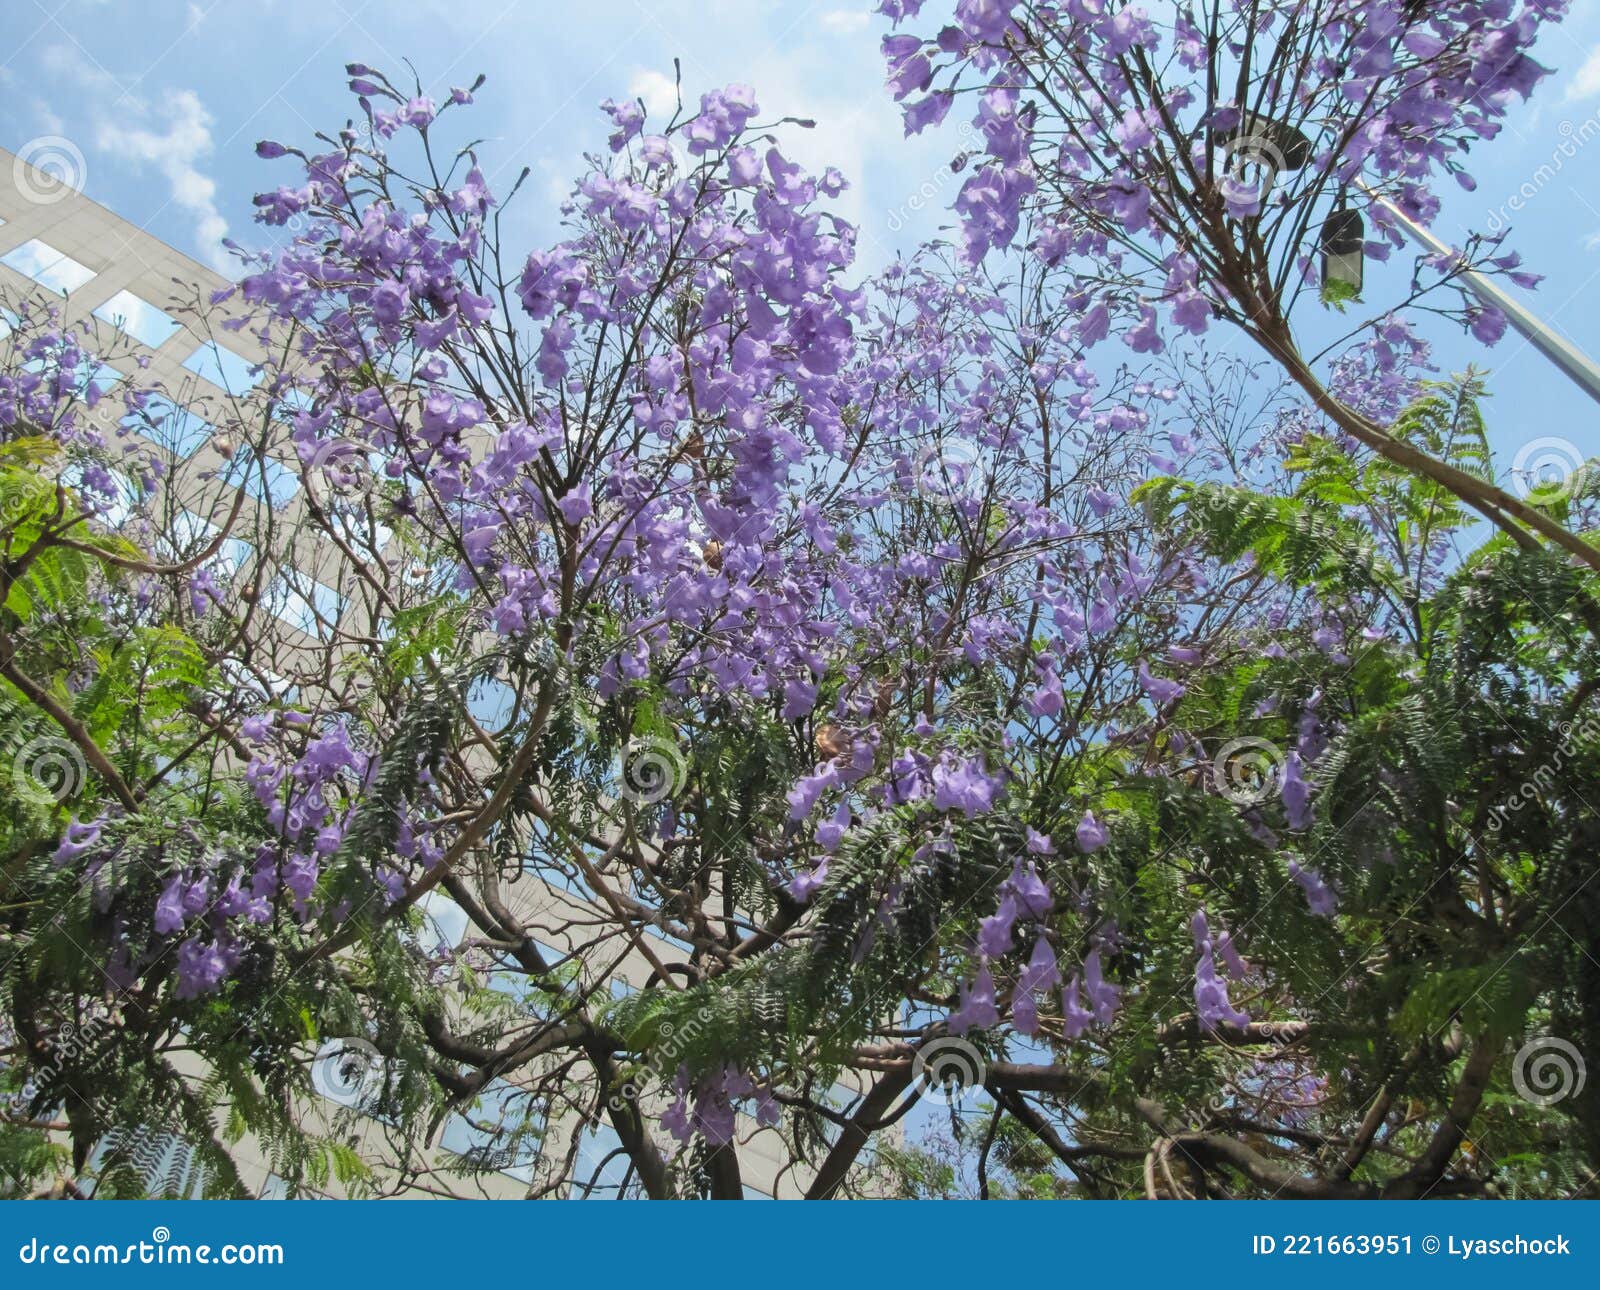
[[820, 9, 872, 33], [39, 45, 231, 275], [628, 69, 682, 119], [95, 90, 230, 275], [0, 67, 65, 136], [537, 155, 575, 207], [1565, 43, 1600, 101]]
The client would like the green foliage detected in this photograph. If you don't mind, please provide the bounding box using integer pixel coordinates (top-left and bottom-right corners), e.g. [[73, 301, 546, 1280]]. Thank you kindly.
[[1117, 379, 1600, 1191], [1319, 277, 1362, 311]]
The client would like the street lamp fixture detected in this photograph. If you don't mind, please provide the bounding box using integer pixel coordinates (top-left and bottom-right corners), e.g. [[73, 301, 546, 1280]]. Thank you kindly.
[[1212, 112, 1314, 208], [1320, 204, 1365, 304]]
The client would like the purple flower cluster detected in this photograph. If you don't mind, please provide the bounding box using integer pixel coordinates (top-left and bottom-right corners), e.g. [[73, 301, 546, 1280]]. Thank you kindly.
[[1061, 947, 1121, 1040], [1192, 909, 1252, 1031], [662, 1065, 781, 1146]]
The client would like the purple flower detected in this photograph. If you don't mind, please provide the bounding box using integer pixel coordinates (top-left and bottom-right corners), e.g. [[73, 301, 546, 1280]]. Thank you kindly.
[[1137, 660, 1185, 706], [817, 800, 851, 852], [1170, 289, 1211, 335], [1077, 303, 1111, 347], [601, 97, 644, 151], [399, 96, 436, 129], [1216, 928, 1251, 980], [948, 963, 999, 1035], [51, 817, 102, 866], [931, 755, 1001, 818], [1220, 174, 1263, 220], [369, 280, 409, 326], [1114, 108, 1156, 152], [781, 676, 818, 720], [448, 166, 493, 216], [662, 1090, 692, 1144], [1280, 751, 1313, 830], [1123, 305, 1164, 355], [1075, 810, 1106, 853], [1027, 666, 1064, 717], [1469, 306, 1507, 346], [787, 763, 841, 820], [556, 484, 593, 526], [1006, 857, 1052, 919], [1017, 934, 1060, 996], [1082, 948, 1120, 1025], [154, 877, 187, 935], [1013, 989, 1039, 1035], [1288, 860, 1337, 917], [977, 892, 1020, 958], [903, 91, 954, 135], [1061, 974, 1095, 1039], [187, 567, 224, 617], [789, 858, 829, 903], [1192, 910, 1251, 1030], [751, 1084, 781, 1128], [458, 290, 494, 325], [174, 936, 236, 999], [885, 49, 933, 100]]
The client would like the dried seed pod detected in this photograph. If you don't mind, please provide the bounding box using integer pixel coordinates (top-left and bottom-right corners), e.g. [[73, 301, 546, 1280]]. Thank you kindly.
[[873, 677, 895, 720], [815, 724, 850, 761]]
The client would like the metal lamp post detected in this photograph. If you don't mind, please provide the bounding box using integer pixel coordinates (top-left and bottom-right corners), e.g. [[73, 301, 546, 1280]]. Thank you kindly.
[[1354, 178, 1600, 408]]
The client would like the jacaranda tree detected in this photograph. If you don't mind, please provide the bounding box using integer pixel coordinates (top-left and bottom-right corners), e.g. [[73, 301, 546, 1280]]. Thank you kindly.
[[1, 4, 1596, 1200]]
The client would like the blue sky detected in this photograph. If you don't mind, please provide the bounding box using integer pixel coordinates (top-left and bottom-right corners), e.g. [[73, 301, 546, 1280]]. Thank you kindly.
[[3, 0, 1600, 474]]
